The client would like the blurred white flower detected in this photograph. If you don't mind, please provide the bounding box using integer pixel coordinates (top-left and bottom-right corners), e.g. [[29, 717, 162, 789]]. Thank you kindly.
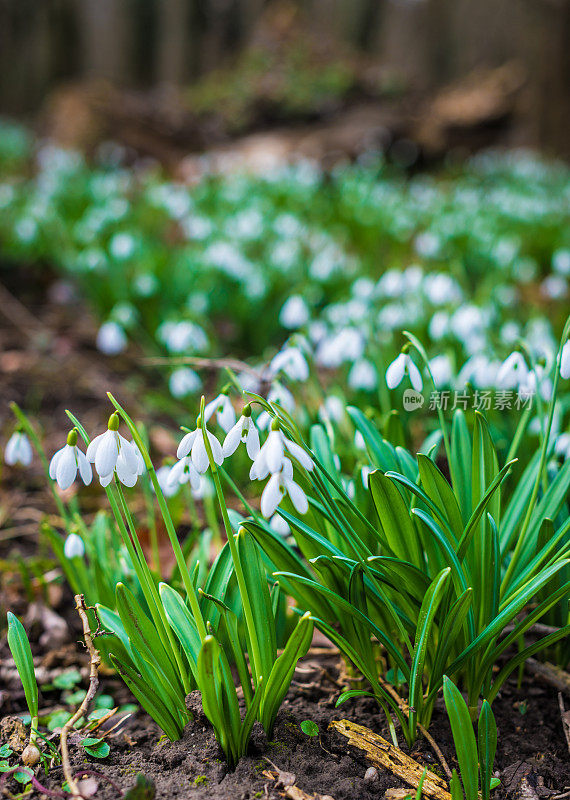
[[5, 431, 32, 466], [348, 359, 377, 391], [49, 430, 92, 490], [497, 351, 529, 389], [279, 295, 309, 329], [386, 353, 423, 392], [554, 433, 570, 460], [169, 368, 202, 398], [270, 346, 309, 381], [561, 341, 570, 380], [167, 457, 201, 492], [64, 533, 85, 559], [269, 514, 291, 537], [429, 354, 453, 386], [96, 322, 127, 355]]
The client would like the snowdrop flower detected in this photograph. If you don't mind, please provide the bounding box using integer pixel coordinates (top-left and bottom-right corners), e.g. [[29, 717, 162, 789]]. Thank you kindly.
[[169, 367, 202, 398], [386, 352, 423, 392], [554, 433, 570, 460], [49, 429, 92, 490], [86, 413, 143, 487], [497, 351, 529, 389], [167, 456, 201, 492], [429, 354, 453, 386], [279, 295, 309, 329], [250, 421, 314, 480], [177, 420, 224, 474], [96, 321, 127, 355], [348, 359, 377, 391], [155, 464, 180, 497], [5, 431, 32, 466], [269, 513, 291, 537], [204, 393, 236, 433], [270, 346, 309, 382], [553, 249, 570, 276], [318, 395, 344, 424], [561, 341, 570, 380], [64, 533, 85, 559], [260, 459, 309, 518], [222, 405, 260, 459]]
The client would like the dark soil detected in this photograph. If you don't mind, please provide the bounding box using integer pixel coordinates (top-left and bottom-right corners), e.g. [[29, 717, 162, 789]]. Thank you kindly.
[[4, 650, 565, 800]]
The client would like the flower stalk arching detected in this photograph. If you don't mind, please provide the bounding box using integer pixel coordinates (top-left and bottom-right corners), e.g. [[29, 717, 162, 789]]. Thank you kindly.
[[65, 409, 192, 692], [106, 393, 207, 642], [198, 396, 264, 691]]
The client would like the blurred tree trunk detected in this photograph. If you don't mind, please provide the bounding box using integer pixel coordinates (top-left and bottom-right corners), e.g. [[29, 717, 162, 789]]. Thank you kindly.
[[77, 0, 132, 83], [157, 0, 192, 85]]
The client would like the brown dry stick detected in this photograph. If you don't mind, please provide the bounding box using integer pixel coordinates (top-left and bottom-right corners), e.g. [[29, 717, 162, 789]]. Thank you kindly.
[[329, 719, 452, 800]]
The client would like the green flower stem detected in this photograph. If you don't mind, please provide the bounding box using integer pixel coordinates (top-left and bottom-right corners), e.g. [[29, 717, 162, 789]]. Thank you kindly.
[[198, 399, 264, 688], [141, 474, 160, 574], [502, 315, 570, 591], [220, 468, 259, 519], [10, 402, 69, 522], [107, 393, 207, 642], [113, 482, 190, 693]]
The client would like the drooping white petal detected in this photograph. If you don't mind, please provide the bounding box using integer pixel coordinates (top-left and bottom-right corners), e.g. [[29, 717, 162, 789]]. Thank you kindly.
[[5, 434, 20, 465], [118, 436, 139, 475], [49, 447, 65, 479], [167, 458, 187, 489], [386, 353, 406, 389], [406, 357, 423, 392], [16, 434, 33, 466], [285, 479, 309, 515], [86, 432, 105, 463], [245, 421, 260, 459], [94, 431, 119, 477], [207, 430, 224, 466], [265, 430, 285, 473], [191, 432, 210, 473], [284, 439, 314, 471], [64, 533, 85, 558], [116, 453, 138, 487], [261, 474, 283, 518], [99, 472, 114, 487], [177, 429, 198, 459], [56, 445, 78, 490], [561, 340, 570, 380], [222, 419, 244, 457], [76, 450, 92, 485], [217, 398, 236, 433]]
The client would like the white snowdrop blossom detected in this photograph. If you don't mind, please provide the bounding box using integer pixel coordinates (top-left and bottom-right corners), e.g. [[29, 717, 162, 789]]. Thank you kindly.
[[49, 429, 92, 490], [167, 456, 201, 492], [204, 393, 236, 433], [5, 431, 32, 466], [270, 346, 309, 382], [64, 533, 85, 559], [96, 321, 127, 355], [86, 414, 143, 487], [561, 341, 570, 380], [279, 295, 309, 329], [269, 513, 291, 537], [429, 354, 453, 386], [250, 423, 314, 481], [260, 459, 309, 518], [554, 433, 570, 460], [155, 464, 180, 497], [496, 351, 529, 389], [348, 359, 377, 391], [222, 407, 260, 459], [169, 367, 202, 398], [177, 422, 224, 474], [385, 352, 423, 392]]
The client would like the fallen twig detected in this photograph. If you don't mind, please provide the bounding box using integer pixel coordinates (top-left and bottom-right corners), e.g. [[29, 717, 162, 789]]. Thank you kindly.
[[60, 595, 103, 800], [526, 659, 570, 697], [329, 719, 452, 800], [558, 693, 570, 754]]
